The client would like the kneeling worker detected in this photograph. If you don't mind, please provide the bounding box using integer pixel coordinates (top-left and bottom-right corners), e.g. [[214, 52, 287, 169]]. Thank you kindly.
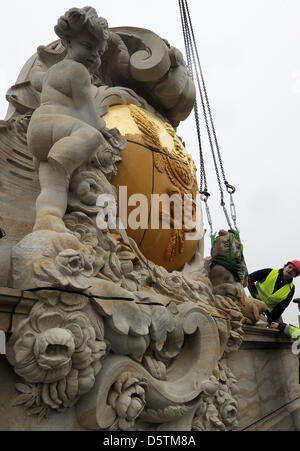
[[248, 261, 300, 324], [271, 301, 300, 383]]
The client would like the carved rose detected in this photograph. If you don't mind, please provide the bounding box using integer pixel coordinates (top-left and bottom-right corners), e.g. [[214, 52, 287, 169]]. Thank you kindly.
[[34, 328, 75, 377], [108, 373, 147, 430], [39, 242, 94, 290], [7, 294, 107, 414], [12, 230, 95, 291], [201, 376, 219, 396], [219, 398, 238, 428], [8, 309, 104, 386], [55, 249, 93, 284]]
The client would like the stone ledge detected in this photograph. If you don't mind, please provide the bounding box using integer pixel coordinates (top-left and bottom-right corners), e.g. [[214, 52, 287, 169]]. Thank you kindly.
[[242, 324, 292, 349], [0, 286, 294, 350]]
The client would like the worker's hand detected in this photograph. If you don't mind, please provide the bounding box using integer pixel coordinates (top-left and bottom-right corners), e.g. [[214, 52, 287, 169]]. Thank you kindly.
[[255, 295, 260, 300], [270, 322, 279, 329]]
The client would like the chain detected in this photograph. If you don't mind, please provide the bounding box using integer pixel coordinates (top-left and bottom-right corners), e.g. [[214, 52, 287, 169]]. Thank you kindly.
[[179, 0, 208, 195], [230, 193, 239, 231], [178, 0, 238, 232], [179, 0, 216, 238]]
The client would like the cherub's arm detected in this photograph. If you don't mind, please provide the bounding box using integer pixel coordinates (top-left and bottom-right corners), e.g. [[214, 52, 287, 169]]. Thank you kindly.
[[29, 59, 48, 93], [70, 62, 106, 131]]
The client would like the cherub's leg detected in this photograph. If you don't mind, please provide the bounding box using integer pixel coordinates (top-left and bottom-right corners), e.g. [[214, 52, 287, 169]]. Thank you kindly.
[[33, 161, 69, 232], [48, 125, 105, 178], [30, 118, 106, 232]]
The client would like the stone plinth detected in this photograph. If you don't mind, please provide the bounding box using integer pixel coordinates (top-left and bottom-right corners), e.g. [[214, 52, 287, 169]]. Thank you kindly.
[[226, 325, 300, 431]]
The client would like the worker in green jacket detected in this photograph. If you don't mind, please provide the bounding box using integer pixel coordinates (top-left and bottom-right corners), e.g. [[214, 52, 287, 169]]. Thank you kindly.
[[248, 261, 300, 323]]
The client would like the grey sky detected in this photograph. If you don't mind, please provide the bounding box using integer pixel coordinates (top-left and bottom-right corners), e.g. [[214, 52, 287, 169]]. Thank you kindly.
[[1, 0, 299, 325]]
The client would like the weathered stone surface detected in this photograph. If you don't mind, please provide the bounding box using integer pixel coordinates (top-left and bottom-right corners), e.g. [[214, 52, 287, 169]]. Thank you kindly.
[[226, 327, 300, 431], [0, 288, 36, 332]]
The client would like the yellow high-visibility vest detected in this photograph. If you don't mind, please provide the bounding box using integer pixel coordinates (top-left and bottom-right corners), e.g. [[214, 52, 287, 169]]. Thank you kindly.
[[255, 269, 294, 312]]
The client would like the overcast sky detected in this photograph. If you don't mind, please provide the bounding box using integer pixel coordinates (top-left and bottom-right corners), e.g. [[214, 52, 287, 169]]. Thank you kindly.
[[0, 0, 299, 325]]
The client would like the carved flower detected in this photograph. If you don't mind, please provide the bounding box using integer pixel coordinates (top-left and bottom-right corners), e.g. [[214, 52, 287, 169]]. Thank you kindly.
[[34, 328, 75, 376], [10, 323, 75, 384], [219, 398, 238, 428], [108, 373, 147, 431], [7, 299, 107, 413], [192, 362, 239, 432], [9, 309, 101, 385], [201, 376, 219, 396], [56, 249, 93, 279], [12, 230, 95, 291], [44, 247, 94, 290]]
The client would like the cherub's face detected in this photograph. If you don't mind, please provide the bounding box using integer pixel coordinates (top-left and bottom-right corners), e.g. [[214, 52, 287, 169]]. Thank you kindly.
[[67, 31, 107, 73]]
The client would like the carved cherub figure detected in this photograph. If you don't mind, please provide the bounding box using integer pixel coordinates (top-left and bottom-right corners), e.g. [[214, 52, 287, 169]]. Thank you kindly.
[[27, 7, 111, 232], [209, 230, 267, 325]]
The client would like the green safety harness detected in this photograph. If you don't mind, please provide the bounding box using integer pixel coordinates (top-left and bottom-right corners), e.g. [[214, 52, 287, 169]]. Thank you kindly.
[[210, 230, 248, 284]]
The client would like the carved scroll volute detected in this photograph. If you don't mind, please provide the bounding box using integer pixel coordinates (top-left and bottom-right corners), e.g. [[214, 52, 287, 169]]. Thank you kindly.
[[76, 304, 220, 431], [110, 27, 172, 82]]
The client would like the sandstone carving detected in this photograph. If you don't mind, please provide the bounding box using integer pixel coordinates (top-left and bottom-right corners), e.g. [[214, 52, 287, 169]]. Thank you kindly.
[[0, 6, 261, 431], [208, 229, 266, 326]]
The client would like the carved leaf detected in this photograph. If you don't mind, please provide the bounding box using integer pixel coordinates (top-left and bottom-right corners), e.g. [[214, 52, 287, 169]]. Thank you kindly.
[[12, 394, 33, 407], [15, 383, 33, 394]]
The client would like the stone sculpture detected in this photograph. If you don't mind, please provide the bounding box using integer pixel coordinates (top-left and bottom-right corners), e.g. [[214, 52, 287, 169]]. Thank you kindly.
[[27, 7, 125, 233], [208, 229, 267, 325], [0, 6, 263, 431]]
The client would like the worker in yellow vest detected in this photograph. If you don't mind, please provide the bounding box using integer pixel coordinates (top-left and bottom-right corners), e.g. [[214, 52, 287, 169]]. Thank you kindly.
[[271, 298, 300, 334], [293, 297, 300, 328], [248, 261, 300, 324], [271, 300, 300, 382]]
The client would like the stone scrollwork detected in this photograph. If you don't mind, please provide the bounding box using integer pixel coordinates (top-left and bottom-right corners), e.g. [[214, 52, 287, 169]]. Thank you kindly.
[[73, 303, 221, 431]]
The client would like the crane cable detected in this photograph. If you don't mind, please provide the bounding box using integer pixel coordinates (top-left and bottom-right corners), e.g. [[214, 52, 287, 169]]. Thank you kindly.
[[178, 0, 239, 241]]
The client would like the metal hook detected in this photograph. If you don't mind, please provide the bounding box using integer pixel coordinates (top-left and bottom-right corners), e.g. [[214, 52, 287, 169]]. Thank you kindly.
[[225, 182, 236, 195], [199, 190, 210, 202]]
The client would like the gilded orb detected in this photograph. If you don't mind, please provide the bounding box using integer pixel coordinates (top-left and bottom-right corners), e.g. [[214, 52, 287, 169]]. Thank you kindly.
[[104, 104, 202, 272]]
